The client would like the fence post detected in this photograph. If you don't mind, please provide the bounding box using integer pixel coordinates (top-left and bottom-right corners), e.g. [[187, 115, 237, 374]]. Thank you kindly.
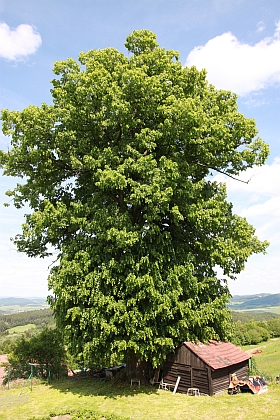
[[7, 366, 10, 390], [30, 364, 34, 391]]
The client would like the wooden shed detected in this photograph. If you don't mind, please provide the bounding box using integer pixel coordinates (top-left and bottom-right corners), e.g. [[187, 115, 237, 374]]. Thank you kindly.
[[162, 340, 251, 395]]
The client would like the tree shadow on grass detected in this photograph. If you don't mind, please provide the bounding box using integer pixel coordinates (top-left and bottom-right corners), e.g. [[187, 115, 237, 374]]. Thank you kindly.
[[48, 376, 161, 400]]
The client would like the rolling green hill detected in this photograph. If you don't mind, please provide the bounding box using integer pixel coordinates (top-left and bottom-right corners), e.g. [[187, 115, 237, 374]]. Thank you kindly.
[[0, 297, 48, 307], [1, 294, 280, 315], [229, 293, 280, 310], [0, 308, 54, 332], [0, 297, 49, 315]]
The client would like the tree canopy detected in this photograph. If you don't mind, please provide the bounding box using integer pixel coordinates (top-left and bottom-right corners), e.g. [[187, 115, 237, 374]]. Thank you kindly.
[[0, 30, 269, 369]]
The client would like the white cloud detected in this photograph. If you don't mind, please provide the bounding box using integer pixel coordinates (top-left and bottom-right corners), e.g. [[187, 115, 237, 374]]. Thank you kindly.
[[186, 21, 280, 96], [1, 251, 51, 297], [0, 22, 42, 60], [213, 158, 280, 198], [214, 158, 280, 295], [257, 21, 265, 33], [212, 158, 280, 242], [240, 197, 280, 218], [0, 199, 52, 297], [229, 252, 280, 295], [241, 92, 269, 108]]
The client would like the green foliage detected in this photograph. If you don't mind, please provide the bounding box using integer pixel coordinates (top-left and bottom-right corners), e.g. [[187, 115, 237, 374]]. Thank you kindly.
[[70, 410, 129, 420], [4, 328, 67, 383], [231, 315, 280, 346], [27, 412, 128, 420], [267, 318, 280, 337], [231, 310, 280, 323], [244, 322, 270, 345], [0, 30, 269, 369]]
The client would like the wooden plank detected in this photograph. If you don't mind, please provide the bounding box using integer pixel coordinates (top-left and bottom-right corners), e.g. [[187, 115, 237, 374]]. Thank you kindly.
[[173, 376, 181, 395]]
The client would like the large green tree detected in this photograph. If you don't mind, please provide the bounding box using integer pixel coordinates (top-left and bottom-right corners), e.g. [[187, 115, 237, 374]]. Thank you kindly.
[[1, 30, 269, 371]]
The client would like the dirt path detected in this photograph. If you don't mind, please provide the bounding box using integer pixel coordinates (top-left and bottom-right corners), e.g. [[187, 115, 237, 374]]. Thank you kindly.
[[0, 354, 8, 384]]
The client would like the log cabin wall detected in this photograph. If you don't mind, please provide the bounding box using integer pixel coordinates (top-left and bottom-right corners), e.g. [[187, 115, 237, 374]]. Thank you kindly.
[[212, 362, 249, 395], [163, 343, 250, 396], [174, 344, 208, 369], [163, 361, 210, 395]]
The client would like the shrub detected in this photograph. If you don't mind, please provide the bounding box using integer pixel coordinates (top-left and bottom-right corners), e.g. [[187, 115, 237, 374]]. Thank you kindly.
[[3, 328, 67, 384]]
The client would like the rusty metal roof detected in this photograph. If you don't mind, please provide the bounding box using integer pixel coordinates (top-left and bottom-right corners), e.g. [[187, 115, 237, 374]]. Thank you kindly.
[[183, 341, 250, 370]]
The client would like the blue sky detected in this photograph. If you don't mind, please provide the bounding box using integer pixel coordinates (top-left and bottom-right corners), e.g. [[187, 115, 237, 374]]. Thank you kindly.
[[0, 0, 280, 297]]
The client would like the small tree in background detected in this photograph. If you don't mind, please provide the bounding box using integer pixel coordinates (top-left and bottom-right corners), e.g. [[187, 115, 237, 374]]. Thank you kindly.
[[267, 319, 280, 337], [1, 30, 269, 376], [5, 328, 67, 382]]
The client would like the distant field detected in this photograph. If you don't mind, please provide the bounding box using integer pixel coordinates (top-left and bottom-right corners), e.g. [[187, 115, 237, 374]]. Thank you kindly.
[[7, 324, 37, 334], [0, 303, 49, 315], [233, 306, 280, 314], [229, 293, 280, 311], [0, 298, 49, 315], [261, 306, 280, 314], [2, 294, 279, 315]]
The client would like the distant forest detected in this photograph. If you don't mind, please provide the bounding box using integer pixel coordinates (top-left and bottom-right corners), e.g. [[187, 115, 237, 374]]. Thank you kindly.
[[0, 294, 280, 353], [0, 309, 54, 333], [0, 306, 280, 352]]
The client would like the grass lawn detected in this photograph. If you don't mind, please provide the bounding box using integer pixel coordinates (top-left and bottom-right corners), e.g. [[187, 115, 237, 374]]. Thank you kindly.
[[243, 337, 280, 380], [0, 338, 280, 420], [1, 380, 280, 420]]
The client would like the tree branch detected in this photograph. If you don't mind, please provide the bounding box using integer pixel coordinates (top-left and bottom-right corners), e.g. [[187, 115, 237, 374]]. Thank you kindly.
[[195, 161, 250, 184]]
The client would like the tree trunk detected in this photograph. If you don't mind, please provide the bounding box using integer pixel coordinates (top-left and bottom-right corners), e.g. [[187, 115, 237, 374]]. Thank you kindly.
[[126, 353, 153, 385]]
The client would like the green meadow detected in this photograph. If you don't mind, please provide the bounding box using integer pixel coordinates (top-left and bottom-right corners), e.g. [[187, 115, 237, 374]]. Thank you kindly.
[[0, 338, 280, 420], [235, 306, 280, 315], [7, 324, 37, 334]]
